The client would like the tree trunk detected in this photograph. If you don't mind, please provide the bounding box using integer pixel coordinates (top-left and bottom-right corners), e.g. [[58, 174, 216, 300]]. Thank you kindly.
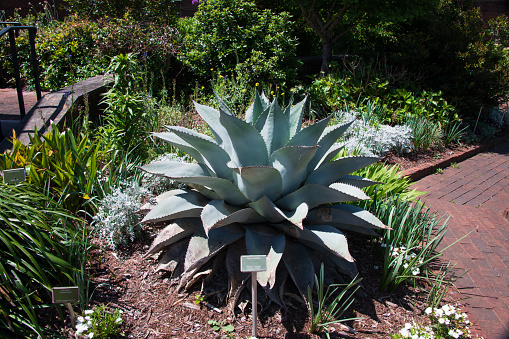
[[321, 39, 333, 75]]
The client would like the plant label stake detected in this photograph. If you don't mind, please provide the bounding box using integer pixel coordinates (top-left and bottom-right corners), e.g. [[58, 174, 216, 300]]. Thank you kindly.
[[240, 255, 267, 339], [52, 287, 79, 328], [2, 168, 25, 184]]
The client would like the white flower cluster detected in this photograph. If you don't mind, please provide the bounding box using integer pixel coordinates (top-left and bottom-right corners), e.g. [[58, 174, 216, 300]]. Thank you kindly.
[[92, 180, 148, 249], [382, 243, 423, 276], [426, 305, 470, 338], [75, 311, 94, 338], [336, 111, 414, 156], [398, 322, 435, 338]]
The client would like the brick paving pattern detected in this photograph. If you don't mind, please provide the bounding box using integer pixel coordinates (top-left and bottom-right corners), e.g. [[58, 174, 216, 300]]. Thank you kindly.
[[412, 140, 509, 339]]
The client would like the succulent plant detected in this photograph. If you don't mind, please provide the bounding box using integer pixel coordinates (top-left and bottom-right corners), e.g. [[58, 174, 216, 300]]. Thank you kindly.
[[140, 91, 388, 303]]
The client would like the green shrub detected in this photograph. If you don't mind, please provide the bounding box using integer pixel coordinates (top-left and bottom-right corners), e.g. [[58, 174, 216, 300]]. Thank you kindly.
[[374, 1, 509, 117], [0, 13, 178, 91], [179, 0, 300, 85], [0, 124, 100, 212], [308, 64, 457, 125], [0, 184, 91, 338]]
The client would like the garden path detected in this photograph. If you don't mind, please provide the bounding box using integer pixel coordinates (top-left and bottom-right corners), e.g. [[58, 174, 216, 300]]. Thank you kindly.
[[412, 139, 509, 339]]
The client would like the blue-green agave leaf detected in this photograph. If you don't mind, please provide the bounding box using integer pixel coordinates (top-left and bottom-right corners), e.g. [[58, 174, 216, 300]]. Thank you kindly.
[[285, 115, 332, 147], [306, 156, 380, 186], [141, 190, 208, 223], [276, 183, 369, 211], [310, 143, 345, 172], [140, 160, 210, 178], [307, 204, 388, 230], [245, 226, 285, 288], [193, 102, 225, 146], [269, 145, 318, 196], [184, 223, 245, 272], [160, 127, 232, 179], [145, 218, 199, 257], [283, 239, 314, 299], [307, 121, 353, 172], [259, 98, 290, 155], [171, 176, 250, 205], [286, 96, 307, 138], [201, 200, 261, 234], [249, 196, 308, 227], [219, 110, 269, 166], [230, 164, 282, 202], [336, 175, 380, 188], [302, 225, 354, 262], [214, 91, 235, 116], [246, 90, 268, 124]]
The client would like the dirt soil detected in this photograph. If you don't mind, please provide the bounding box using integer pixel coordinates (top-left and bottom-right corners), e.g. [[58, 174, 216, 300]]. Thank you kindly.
[[51, 144, 477, 339]]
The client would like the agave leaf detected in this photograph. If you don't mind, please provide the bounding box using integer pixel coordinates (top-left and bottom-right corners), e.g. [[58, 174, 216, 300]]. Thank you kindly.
[[246, 90, 268, 124], [313, 143, 345, 170], [139, 190, 184, 214], [249, 196, 308, 227], [307, 121, 353, 173], [301, 225, 354, 262], [141, 190, 208, 224], [140, 160, 210, 178], [230, 164, 282, 202], [216, 109, 269, 167], [184, 224, 245, 273], [283, 239, 314, 300], [155, 238, 188, 273], [286, 96, 307, 138], [151, 132, 214, 176], [145, 218, 199, 257], [336, 175, 381, 188], [306, 156, 380, 186], [258, 98, 290, 155], [214, 91, 235, 116], [276, 183, 369, 211], [193, 102, 225, 146], [171, 176, 250, 205], [201, 200, 261, 234], [307, 204, 388, 230], [159, 128, 232, 179], [285, 115, 331, 147], [245, 226, 285, 288], [269, 145, 318, 196]]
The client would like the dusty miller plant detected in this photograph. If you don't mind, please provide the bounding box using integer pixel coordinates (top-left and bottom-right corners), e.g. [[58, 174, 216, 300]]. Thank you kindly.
[[92, 180, 148, 249]]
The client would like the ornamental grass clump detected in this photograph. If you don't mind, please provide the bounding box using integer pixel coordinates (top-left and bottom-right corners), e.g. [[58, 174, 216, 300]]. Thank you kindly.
[[139, 90, 388, 302]]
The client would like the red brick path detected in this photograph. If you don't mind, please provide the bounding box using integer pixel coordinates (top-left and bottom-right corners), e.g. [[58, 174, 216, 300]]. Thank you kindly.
[[412, 140, 509, 339]]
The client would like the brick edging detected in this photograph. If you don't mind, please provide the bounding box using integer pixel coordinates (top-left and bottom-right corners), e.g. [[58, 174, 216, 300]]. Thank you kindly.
[[399, 134, 509, 182]]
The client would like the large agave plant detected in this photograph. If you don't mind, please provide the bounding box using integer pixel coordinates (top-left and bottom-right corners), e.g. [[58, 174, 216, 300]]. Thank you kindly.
[[140, 91, 388, 303]]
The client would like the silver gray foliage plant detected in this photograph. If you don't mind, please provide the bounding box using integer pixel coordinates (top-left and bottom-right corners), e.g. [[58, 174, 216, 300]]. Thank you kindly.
[[92, 181, 148, 250], [336, 111, 414, 156]]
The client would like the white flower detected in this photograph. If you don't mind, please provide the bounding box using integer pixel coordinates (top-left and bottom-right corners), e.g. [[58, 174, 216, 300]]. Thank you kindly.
[[116, 317, 122, 323], [77, 316, 85, 323], [85, 316, 92, 321], [87, 333, 94, 338], [400, 328, 410, 337], [438, 317, 446, 324], [84, 310, 94, 315], [425, 307, 432, 315], [412, 268, 420, 275], [75, 323, 88, 336], [435, 308, 444, 316]]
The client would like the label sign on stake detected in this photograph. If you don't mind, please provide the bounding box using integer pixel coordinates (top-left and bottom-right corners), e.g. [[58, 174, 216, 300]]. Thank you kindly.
[[240, 255, 267, 339], [52, 287, 79, 328], [2, 168, 26, 184], [240, 255, 267, 273]]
